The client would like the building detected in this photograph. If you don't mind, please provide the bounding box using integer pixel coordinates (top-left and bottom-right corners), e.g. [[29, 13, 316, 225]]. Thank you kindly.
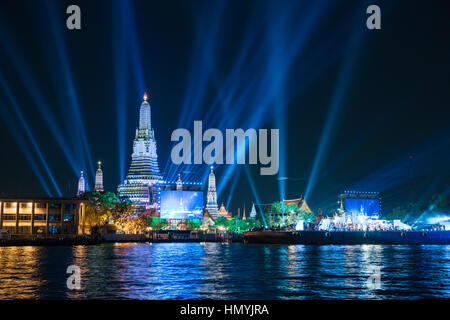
[[77, 171, 85, 196], [202, 208, 215, 229], [118, 93, 163, 210], [282, 197, 312, 214], [176, 174, 183, 191], [268, 197, 312, 222], [0, 197, 88, 236], [218, 203, 231, 219], [249, 197, 312, 225], [206, 166, 219, 219], [95, 161, 104, 192]]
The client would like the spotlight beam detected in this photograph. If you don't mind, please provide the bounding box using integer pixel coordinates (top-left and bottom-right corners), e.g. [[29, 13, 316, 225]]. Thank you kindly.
[[43, 0, 96, 185], [304, 24, 365, 203], [0, 98, 53, 196], [0, 16, 79, 177], [0, 74, 62, 196]]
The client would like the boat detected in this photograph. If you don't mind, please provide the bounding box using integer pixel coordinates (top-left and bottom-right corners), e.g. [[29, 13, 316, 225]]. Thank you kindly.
[[243, 229, 450, 245]]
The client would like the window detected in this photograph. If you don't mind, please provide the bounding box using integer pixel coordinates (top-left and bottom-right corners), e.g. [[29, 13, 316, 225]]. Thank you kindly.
[[64, 203, 75, 210], [48, 214, 61, 221], [35, 203, 46, 209], [18, 226, 31, 234], [49, 203, 61, 209], [34, 214, 46, 221], [3, 214, 16, 220], [64, 214, 74, 221], [5, 202, 15, 208], [20, 203, 28, 208], [48, 226, 59, 234], [19, 214, 31, 220]]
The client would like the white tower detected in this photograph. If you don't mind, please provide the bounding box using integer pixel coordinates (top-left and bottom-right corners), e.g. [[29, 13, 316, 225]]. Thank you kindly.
[[176, 174, 183, 191], [95, 161, 104, 192], [206, 166, 219, 219], [77, 171, 85, 196]]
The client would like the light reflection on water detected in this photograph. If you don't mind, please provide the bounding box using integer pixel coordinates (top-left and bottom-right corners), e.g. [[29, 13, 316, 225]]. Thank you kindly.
[[0, 243, 449, 299]]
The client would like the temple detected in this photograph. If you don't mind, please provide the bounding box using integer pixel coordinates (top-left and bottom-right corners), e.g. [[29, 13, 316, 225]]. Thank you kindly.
[[283, 197, 312, 213], [95, 161, 104, 192], [118, 93, 163, 210], [77, 171, 85, 196], [218, 203, 231, 219], [176, 174, 183, 191], [206, 166, 219, 219]]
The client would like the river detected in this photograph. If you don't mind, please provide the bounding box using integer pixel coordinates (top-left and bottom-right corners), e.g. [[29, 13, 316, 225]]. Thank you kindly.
[[0, 243, 449, 299]]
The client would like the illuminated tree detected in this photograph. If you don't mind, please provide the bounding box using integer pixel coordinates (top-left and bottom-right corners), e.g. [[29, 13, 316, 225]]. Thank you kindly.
[[214, 216, 253, 234], [299, 210, 315, 223], [246, 218, 261, 229], [148, 217, 169, 231], [84, 191, 116, 227], [83, 191, 116, 238], [284, 214, 298, 226], [270, 215, 282, 227], [84, 192, 149, 235], [215, 216, 228, 229], [271, 201, 299, 215], [185, 219, 202, 230]]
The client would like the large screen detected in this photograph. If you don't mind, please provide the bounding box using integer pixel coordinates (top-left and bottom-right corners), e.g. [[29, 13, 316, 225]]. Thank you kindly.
[[345, 198, 380, 217], [160, 191, 203, 219]]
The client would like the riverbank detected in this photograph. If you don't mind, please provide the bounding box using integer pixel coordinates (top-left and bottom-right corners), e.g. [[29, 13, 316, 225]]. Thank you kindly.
[[0, 232, 244, 246], [244, 230, 450, 245], [0, 236, 101, 247]]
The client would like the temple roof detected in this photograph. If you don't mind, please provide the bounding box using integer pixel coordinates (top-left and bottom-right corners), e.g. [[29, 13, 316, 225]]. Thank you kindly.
[[283, 197, 312, 213]]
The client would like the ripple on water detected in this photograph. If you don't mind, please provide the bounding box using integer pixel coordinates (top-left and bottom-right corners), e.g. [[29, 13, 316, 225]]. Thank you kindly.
[[0, 243, 449, 299]]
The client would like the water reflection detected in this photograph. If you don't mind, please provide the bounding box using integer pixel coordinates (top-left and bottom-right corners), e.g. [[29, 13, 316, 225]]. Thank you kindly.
[[0, 244, 450, 299], [0, 246, 43, 299]]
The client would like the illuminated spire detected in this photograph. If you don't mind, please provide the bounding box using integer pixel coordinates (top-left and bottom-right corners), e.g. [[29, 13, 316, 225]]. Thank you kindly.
[[176, 173, 183, 191], [206, 166, 219, 219], [118, 92, 162, 210], [77, 171, 85, 196], [139, 92, 151, 130], [250, 203, 257, 218], [242, 204, 246, 220], [95, 161, 104, 192]]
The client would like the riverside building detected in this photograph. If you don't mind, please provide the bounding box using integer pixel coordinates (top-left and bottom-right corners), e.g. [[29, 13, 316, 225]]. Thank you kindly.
[[0, 197, 88, 237]]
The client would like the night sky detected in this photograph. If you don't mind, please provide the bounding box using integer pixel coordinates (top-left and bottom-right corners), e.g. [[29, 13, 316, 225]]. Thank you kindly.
[[0, 0, 449, 215]]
